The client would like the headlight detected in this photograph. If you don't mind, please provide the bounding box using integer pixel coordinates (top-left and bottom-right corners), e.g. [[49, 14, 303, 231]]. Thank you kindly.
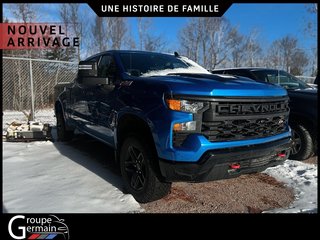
[[166, 99, 204, 113]]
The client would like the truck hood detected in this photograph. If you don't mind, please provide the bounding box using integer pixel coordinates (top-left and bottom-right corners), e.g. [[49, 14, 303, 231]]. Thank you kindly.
[[288, 88, 317, 102], [138, 73, 288, 97], [288, 88, 317, 95]]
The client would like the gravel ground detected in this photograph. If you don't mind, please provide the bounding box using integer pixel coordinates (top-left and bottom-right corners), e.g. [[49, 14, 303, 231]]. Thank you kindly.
[[302, 155, 318, 165], [142, 156, 317, 213], [142, 173, 295, 213]]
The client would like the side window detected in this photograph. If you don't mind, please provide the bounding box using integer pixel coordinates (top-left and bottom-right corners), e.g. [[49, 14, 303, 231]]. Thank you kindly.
[[251, 71, 269, 83], [98, 55, 116, 78], [227, 70, 242, 77], [212, 70, 224, 74], [266, 74, 279, 84], [237, 70, 255, 80], [87, 56, 100, 62]]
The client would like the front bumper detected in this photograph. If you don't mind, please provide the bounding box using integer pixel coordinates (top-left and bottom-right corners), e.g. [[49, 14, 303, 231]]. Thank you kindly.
[[159, 137, 292, 182]]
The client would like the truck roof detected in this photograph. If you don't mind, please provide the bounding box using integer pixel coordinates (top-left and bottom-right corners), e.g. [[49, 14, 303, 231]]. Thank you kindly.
[[212, 67, 281, 72], [85, 50, 174, 60]]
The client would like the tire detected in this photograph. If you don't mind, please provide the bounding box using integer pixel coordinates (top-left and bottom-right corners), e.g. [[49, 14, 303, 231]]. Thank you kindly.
[[290, 122, 314, 160], [56, 110, 74, 141], [120, 136, 171, 203]]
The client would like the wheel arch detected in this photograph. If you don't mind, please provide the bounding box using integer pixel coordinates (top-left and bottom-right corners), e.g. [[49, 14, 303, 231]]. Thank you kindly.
[[289, 112, 317, 141], [116, 114, 156, 150], [116, 113, 159, 165], [55, 100, 74, 131], [55, 99, 64, 114]]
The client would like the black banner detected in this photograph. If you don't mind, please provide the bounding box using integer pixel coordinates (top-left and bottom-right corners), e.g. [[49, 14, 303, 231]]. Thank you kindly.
[[88, 0, 233, 17]]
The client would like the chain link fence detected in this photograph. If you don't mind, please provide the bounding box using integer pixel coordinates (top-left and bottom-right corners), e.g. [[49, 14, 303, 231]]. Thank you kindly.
[[2, 57, 77, 119]]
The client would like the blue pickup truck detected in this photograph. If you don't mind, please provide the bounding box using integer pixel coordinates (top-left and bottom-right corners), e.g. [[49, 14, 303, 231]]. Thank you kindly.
[[55, 50, 292, 202]]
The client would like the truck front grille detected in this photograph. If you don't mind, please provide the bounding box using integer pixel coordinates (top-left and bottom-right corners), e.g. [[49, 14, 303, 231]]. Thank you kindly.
[[201, 97, 289, 142], [202, 115, 287, 141], [172, 96, 289, 147]]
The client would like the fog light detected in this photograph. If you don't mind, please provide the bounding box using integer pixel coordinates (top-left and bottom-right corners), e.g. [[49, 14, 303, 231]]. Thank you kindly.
[[173, 121, 196, 131]]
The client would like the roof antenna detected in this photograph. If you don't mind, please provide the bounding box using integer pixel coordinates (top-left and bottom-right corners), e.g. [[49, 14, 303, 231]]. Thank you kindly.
[[174, 51, 179, 57]]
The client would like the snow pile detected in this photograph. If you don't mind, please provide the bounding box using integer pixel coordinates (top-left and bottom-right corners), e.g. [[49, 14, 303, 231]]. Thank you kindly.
[[3, 111, 27, 133], [3, 141, 143, 213], [212, 74, 237, 79], [33, 109, 56, 126], [263, 160, 317, 213], [2, 109, 56, 133], [141, 55, 210, 77], [180, 56, 210, 73], [142, 66, 210, 77]]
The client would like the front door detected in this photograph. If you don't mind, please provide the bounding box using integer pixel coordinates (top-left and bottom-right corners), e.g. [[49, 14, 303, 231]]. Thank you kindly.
[[87, 54, 119, 146]]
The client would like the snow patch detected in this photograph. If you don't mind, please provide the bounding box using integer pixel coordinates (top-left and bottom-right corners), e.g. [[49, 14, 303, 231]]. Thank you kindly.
[[179, 56, 210, 73], [263, 160, 317, 213], [3, 141, 143, 213], [142, 66, 209, 77], [141, 55, 210, 77], [212, 74, 237, 79], [3, 109, 56, 133]]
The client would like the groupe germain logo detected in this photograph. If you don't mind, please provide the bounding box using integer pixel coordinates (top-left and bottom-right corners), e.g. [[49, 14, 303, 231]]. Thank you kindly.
[[8, 215, 69, 240]]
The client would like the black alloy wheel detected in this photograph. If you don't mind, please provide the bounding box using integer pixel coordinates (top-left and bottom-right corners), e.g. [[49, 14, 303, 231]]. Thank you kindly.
[[125, 145, 147, 191], [120, 136, 171, 203]]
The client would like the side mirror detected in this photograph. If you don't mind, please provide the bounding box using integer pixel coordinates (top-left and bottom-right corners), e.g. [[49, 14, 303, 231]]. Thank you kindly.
[[78, 61, 98, 77], [82, 77, 109, 86], [78, 61, 109, 86]]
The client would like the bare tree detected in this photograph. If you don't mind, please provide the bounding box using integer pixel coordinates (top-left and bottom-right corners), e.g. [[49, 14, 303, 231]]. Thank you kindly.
[[266, 35, 309, 74], [2, 17, 15, 57], [124, 27, 136, 50], [206, 18, 233, 70], [310, 48, 318, 76], [228, 28, 246, 67], [243, 30, 262, 67], [179, 18, 201, 63], [179, 17, 233, 70], [137, 17, 151, 50], [88, 17, 131, 54], [106, 17, 127, 49], [135, 17, 166, 52], [290, 50, 309, 75], [265, 40, 285, 69], [11, 3, 36, 23], [9, 4, 39, 58], [59, 4, 69, 25], [92, 16, 106, 52], [68, 4, 81, 61], [281, 36, 297, 72], [51, 4, 82, 61], [305, 4, 317, 38], [304, 4, 317, 76], [143, 35, 165, 52], [54, 4, 69, 61]]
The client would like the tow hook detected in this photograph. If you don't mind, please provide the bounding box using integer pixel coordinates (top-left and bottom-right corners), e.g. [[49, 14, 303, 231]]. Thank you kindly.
[[277, 152, 288, 160], [228, 163, 241, 173]]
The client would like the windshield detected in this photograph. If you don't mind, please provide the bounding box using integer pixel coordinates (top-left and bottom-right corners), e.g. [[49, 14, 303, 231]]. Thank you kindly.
[[251, 69, 311, 90], [119, 52, 209, 77]]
